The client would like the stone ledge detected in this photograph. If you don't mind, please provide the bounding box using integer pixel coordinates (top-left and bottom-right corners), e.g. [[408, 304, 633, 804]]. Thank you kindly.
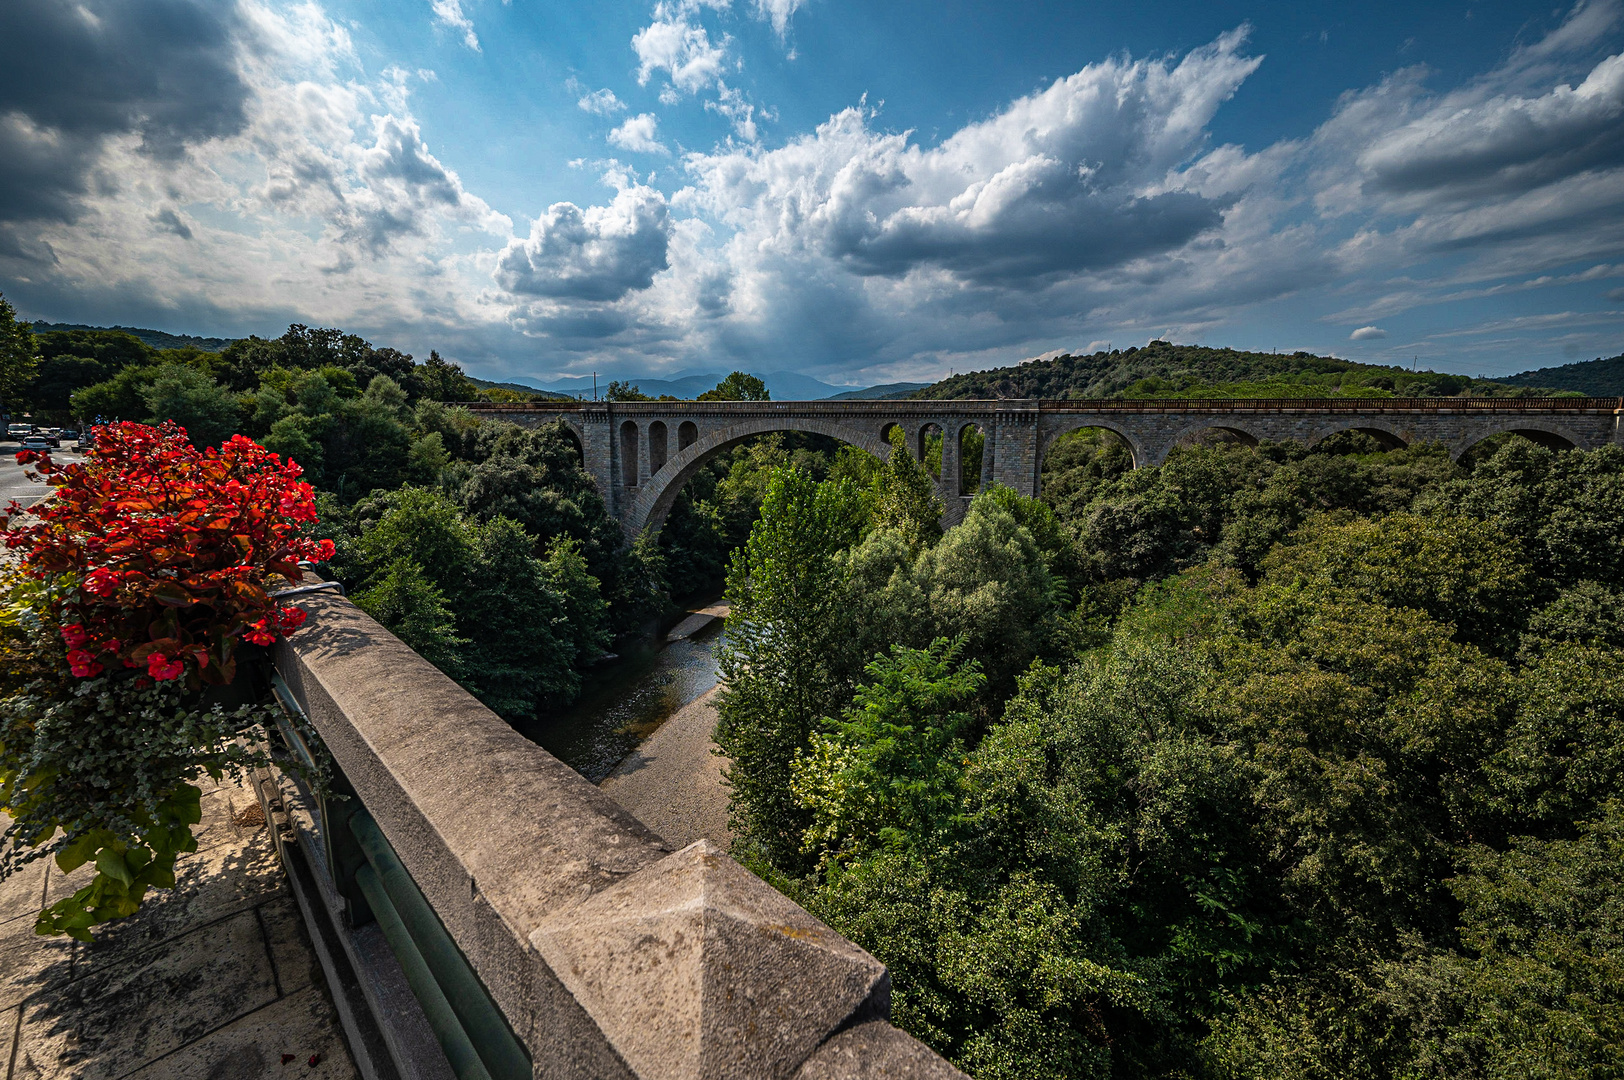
[[274, 589, 958, 1079]]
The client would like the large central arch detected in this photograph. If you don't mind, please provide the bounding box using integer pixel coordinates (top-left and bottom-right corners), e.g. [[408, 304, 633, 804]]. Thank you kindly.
[[627, 416, 895, 536]]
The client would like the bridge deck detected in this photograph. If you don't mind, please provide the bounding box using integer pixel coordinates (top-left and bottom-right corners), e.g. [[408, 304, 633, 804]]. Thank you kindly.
[[461, 396, 1624, 414]]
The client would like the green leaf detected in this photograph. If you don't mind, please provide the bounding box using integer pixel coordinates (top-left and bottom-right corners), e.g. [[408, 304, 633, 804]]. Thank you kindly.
[[95, 848, 135, 886]]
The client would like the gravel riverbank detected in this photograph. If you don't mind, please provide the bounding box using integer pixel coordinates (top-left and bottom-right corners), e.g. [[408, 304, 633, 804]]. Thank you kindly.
[[599, 685, 732, 848]]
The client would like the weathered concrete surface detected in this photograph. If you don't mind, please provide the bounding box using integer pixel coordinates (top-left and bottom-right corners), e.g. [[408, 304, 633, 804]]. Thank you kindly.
[[465, 398, 1623, 537], [601, 686, 732, 849], [275, 587, 960, 1078], [795, 1023, 967, 1080], [529, 841, 888, 1080], [0, 772, 357, 1080]]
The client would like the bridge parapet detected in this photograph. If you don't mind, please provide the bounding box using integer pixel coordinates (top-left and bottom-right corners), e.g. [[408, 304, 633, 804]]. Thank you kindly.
[[268, 583, 965, 1080]]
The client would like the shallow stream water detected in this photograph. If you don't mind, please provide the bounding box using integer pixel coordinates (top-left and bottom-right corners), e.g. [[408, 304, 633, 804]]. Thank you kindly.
[[514, 621, 726, 783]]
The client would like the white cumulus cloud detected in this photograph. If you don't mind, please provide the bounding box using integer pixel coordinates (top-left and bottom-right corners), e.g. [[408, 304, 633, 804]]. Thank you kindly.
[[607, 113, 670, 155], [1350, 325, 1388, 340], [633, 3, 729, 94], [577, 87, 626, 115], [751, 0, 806, 40]]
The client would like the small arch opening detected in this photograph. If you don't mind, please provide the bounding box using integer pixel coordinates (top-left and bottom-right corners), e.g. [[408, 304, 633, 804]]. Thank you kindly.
[[958, 423, 986, 496], [620, 420, 639, 487], [648, 420, 668, 474], [880, 422, 905, 455], [919, 423, 944, 479], [678, 420, 698, 450]]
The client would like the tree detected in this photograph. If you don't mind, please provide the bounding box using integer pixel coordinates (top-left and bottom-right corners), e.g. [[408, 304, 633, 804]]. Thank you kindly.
[[71, 364, 162, 422], [141, 363, 245, 450], [25, 356, 111, 420], [793, 638, 983, 863], [0, 294, 40, 413], [353, 559, 467, 676], [871, 426, 942, 551], [697, 371, 769, 401], [714, 468, 865, 868], [605, 380, 654, 401], [410, 349, 479, 402]]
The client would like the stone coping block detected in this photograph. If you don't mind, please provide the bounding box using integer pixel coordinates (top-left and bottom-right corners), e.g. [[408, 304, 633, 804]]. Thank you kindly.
[[275, 588, 964, 1080]]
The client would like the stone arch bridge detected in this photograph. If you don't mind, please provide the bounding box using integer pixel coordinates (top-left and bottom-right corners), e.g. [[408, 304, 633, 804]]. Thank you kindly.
[[463, 397, 1624, 539]]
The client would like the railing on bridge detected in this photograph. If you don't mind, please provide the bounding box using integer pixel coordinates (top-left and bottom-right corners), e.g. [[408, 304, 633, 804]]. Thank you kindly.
[[453, 396, 1624, 416], [256, 578, 965, 1080]]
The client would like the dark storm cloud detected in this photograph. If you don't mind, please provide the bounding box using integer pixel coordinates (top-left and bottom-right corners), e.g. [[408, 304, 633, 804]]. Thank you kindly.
[[1360, 54, 1624, 203], [0, 0, 250, 223], [829, 187, 1225, 286]]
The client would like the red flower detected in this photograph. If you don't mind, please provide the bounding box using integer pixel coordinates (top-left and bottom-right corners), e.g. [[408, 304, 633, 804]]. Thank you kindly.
[[4, 421, 334, 684], [146, 653, 186, 681], [67, 650, 103, 678], [83, 568, 120, 597]]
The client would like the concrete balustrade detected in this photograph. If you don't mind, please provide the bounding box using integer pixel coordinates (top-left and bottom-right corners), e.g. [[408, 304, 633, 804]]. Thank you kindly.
[[269, 585, 965, 1080]]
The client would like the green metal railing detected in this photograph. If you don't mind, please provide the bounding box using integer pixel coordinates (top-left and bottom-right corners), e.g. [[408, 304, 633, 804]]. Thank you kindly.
[[269, 673, 531, 1080]]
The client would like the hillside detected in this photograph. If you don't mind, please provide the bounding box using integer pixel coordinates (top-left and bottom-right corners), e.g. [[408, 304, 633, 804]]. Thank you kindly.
[[1501, 352, 1624, 396], [30, 321, 238, 353], [914, 341, 1559, 400], [465, 375, 572, 400], [826, 381, 930, 401]]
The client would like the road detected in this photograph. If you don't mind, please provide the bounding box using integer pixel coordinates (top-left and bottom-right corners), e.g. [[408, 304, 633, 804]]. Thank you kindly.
[[0, 441, 82, 511]]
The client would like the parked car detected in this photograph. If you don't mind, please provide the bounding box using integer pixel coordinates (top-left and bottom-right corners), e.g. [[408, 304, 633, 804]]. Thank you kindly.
[[6, 423, 31, 439], [19, 436, 51, 452], [37, 429, 61, 448]]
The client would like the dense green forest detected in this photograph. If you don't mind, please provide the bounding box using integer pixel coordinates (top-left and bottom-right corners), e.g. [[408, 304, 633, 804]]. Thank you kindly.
[[1501, 351, 1624, 396], [715, 427, 1624, 1080], [914, 341, 1573, 401]]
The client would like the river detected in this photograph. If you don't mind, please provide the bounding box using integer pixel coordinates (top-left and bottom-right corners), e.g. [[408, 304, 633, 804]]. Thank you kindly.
[[513, 621, 726, 783]]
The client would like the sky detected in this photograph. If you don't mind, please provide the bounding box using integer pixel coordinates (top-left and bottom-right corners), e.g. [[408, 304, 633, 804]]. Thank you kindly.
[[2, 0, 1623, 387]]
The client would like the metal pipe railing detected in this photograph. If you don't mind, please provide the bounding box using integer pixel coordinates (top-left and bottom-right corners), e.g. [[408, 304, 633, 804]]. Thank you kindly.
[[267, 672, 530, 1080], [353, 861, 493, 1080], [347, 811, 531, 1080]]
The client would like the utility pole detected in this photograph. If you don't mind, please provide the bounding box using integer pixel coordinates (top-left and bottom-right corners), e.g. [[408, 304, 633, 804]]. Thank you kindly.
[[593, 371, 597, 401]]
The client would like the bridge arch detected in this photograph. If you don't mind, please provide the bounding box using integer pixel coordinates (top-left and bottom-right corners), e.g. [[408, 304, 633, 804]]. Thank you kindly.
[[1305, 419, 1412, 453], [1038, 418, 1147, 474], [628, 416, 895, 537], [1452, 421, 1585, 461], [1169, 420, 1262, 450]]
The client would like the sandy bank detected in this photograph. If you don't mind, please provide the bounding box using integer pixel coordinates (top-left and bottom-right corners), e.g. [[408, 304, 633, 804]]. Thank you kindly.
[[600, 685, 732, 848]]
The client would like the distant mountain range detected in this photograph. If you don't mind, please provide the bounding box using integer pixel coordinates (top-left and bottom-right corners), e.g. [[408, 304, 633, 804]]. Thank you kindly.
[[826, 382, 932, 400]]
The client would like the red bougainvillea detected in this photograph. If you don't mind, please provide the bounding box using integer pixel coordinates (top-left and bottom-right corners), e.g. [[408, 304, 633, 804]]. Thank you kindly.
[[4, 422, 335, 686]]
